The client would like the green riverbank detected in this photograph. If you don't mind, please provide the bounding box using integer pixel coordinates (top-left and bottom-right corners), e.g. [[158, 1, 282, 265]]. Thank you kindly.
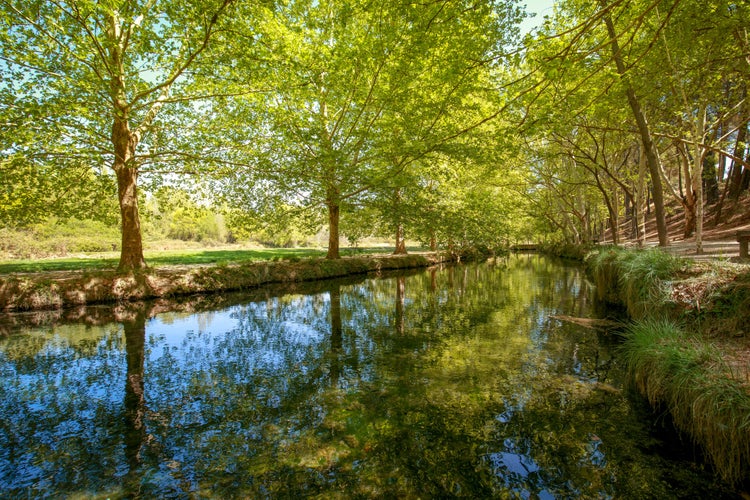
[[586, 246, 750, 487], [0, 253, 452, 312]]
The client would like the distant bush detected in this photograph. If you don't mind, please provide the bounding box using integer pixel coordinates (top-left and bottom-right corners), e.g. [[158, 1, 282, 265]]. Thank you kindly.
[[538, 241, 593, 260], [0, 218, 120, 258], [166, 208, 226, 242]]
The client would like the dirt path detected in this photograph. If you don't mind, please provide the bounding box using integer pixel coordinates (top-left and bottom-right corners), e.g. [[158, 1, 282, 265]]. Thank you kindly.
[[644, 239, 744, 261], [601, 196, 750, 262]]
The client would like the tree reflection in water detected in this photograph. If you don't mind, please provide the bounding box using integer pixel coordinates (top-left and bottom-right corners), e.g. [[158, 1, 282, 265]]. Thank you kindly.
[[395, 276, 405, 335], [328, 283, 342, 388], [122, 307, 147, 489], [0, 257, 737, 498]]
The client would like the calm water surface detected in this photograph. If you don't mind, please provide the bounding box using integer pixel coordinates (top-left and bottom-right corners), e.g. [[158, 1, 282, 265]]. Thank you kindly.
[[0, 256, 736, 498]]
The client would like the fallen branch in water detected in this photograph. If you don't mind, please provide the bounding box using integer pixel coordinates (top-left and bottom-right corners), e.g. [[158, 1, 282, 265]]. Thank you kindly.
[[551, 315, 624, 330]]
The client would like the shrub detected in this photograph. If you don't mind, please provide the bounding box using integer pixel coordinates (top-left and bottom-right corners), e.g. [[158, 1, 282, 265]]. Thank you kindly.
[[0, 219, 120, 258]]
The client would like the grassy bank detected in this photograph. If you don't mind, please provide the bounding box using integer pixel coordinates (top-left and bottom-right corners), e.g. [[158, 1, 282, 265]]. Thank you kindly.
[[586, 247, 750, 486], [537, 242, 594, 261], [0, 246, 421, 274], [0, 253, 450, 312]]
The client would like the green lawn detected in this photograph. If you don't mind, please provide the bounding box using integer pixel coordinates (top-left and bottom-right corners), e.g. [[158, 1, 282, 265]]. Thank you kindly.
[[0, 246, 402, 274]]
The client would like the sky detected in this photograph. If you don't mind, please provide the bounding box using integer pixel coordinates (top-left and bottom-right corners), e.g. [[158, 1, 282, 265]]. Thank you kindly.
[[519, 0, 556, 35]]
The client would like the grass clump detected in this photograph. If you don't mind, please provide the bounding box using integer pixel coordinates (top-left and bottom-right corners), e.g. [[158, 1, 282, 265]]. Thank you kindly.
[[586, 247, 683, 319], [620, 319, 750, 486], [696, 269, 750, 338], [617, 248, 683, 319], [588, 248, 750, 485], [585, 246, 622, 304]]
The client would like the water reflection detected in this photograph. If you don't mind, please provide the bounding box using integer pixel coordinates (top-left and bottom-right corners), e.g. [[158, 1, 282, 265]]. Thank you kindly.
[[395, 276, 405, 335], [123, 309, 147, 487], [329, 283, 342, 388], [0, 256, 737, 498]]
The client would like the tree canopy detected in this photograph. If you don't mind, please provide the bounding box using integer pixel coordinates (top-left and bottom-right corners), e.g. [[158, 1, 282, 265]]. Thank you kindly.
[[1, 0, 749, 266]]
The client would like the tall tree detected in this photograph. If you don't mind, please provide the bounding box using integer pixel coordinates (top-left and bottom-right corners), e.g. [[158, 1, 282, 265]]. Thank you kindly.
[[598, 0, 669, 246], [216, 0, 522, 258], [0, 0, 235, 271], [641, 0, 750, 252]]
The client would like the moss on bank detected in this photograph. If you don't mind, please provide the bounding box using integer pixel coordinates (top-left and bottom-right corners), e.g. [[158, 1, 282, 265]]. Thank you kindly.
[[586, 246, 750, 487], [0, 253, 451, 312]]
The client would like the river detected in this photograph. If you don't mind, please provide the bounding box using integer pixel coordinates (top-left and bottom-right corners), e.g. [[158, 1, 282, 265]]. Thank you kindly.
[[0, 255, 736, 498]]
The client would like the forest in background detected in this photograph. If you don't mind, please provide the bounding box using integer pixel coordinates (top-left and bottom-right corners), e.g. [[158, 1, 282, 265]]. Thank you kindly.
[[0, 0, 748, 270]]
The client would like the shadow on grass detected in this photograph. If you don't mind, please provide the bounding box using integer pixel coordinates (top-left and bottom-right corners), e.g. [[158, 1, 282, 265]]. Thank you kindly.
[[0, 247, 406, 274]]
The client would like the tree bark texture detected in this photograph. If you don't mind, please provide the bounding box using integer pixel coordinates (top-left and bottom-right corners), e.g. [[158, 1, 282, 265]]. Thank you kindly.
[[394, 224, 407, 254], [392, 189, 407, 254], [678, 145, 696, 238], [601, 3, 669, 246], [637, 147, 647, 245], [326, 194, 341, 260], [703, 152, 720, 205], [112, 115, 146, 272], [729, 115, 749, 200]]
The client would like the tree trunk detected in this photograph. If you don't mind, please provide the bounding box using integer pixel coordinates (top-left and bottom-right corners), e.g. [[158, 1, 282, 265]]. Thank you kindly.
[[694, 165, 704, 254], [116, 166, 146, 271], [713, 172, 732, 226], [591, 169, 618, 244], [637, 147, 647, 246], [684, 201, 696, 239], [392, 188, 407, 254], [729, 100, 748, 200], [601, 3, 669, 246], [112, 115, 146, 272], [679, 144, 695, 239], [606, 209, 619, 244], [326, 197, 341, 260], [703, 151, 719, 205], [394, 224, 407, 254], [692, 107, 706, 254], [625, 191, 634, 239], [714, 104, 747, 222]]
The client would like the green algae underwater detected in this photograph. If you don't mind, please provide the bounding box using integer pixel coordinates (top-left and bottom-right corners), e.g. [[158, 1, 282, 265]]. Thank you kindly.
[[0, 255, 738, 498]]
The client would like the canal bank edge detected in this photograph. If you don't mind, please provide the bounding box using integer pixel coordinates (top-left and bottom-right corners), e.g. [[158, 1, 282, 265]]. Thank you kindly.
[[0, 253, 455, 312], [585, 246, 750, 488]]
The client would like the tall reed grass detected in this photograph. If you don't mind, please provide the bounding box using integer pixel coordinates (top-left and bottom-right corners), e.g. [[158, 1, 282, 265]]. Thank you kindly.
[[620, 320, 750, 486], [586, 247, 682, 319], [587, 247, 750, 486]]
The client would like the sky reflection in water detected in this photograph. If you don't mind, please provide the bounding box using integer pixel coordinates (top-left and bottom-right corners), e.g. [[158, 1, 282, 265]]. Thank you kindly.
[[0, 255, 736, 498]]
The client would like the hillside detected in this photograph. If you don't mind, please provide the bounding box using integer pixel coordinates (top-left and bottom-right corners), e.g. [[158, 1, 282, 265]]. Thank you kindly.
[[605, 193, 750, 260]]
